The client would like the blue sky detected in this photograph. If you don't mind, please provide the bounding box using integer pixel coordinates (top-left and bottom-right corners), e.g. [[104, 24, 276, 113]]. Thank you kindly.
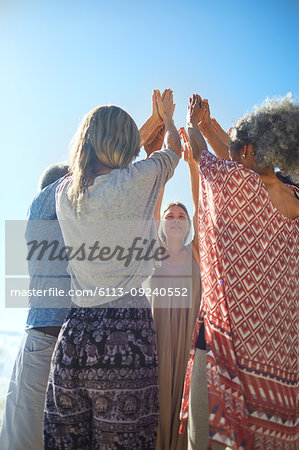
[[1, 0, 298, 331]]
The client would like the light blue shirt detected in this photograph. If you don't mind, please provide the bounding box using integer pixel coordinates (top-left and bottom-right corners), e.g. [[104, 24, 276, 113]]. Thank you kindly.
[[25, 177, 71, 329]]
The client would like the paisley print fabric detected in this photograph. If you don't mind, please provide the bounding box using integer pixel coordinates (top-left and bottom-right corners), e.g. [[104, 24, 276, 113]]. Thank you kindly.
[[44, 295, 158, 449]]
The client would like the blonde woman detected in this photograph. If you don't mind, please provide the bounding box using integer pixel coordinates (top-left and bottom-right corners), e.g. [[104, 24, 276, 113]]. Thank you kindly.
[[143, 129, 201, 450], [44, 90, 181, 449]]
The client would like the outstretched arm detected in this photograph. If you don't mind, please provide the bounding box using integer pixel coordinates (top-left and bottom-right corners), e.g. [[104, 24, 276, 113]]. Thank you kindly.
[[144, 125, 166, 222], [186, 94, 208, 163], [156, 89, 181, 158], [153, 187, 165, 223], [198, 99, 230, 159], [139, 90, 164, 148], [146, 90, 180, 226], [145, 125, 166, 222], [179, 127, 200, 253]]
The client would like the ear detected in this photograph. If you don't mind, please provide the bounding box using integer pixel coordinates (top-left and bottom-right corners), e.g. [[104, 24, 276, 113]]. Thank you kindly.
[[243, 144, 255, 158], [243, 144, 249, 156], [247, 144, 255, 158]]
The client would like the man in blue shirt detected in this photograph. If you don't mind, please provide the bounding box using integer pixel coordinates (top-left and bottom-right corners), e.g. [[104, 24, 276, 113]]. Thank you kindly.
[[0, 163, 71, 450]]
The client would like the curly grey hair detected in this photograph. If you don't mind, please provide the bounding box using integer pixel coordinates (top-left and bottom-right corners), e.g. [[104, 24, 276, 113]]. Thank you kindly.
[[39, 162, 69, 191], [230, 95, 299, 183]]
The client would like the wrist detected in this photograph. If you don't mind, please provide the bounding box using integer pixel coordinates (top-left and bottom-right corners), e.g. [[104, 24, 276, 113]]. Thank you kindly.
[[164, 117, 174, 127], [198, 121, 212, 135], [151, 114, 164, 127], [188, 159, 198, 168], [187, 121, 198, 128], [144, 147, 154, 157]]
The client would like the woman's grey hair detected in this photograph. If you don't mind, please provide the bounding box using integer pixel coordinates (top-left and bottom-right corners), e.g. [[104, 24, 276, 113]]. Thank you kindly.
[[230, 95, 299, 183], [39, 162, 69, 191]]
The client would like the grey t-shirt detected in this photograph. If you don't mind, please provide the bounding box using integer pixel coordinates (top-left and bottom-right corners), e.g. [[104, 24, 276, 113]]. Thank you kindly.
[[56, 149, 179, 306]]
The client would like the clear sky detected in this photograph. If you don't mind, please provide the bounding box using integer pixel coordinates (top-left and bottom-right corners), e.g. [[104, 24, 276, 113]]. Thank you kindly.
[[1, 0, 298, 331]]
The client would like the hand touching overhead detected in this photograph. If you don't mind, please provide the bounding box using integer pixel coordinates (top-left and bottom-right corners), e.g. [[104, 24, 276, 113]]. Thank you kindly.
[[139, 89, 166, 148], [197, 99, 210, 130], [187, 94, 204, 125], [189, 94, 230, 159], [151, 89, 181, 157], [156, 89, 175, 124], [151, 89, 165, 126], [179, 127, 196, 166], [186, 94, 208, 162], [178, 128, 200, 251]]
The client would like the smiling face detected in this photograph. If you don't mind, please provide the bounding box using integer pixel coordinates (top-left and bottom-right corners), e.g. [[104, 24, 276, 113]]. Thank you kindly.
[[162, 205, 190, 243]]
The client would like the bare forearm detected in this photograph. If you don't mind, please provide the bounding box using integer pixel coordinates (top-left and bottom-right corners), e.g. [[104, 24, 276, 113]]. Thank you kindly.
[[200, 124, 229, 159], [164, 119, 181, 157], [154, 187, 164, 223], [187, 123, 208, 162], [188, 163, 199, 210], [139, 115, 163, 148], [187, 161, 199, 250]]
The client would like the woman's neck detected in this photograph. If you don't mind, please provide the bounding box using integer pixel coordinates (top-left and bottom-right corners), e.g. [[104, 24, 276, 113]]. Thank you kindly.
[[255, 166, 277, 185], [164, 238, 187, 263], [92, 163, 113, 176], [86, 164, 113, 186], [165, 238, 185, 253]]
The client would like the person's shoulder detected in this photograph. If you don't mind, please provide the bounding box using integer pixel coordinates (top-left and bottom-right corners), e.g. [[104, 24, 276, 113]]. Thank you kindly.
[[133, 149, 179, 172], [199, 149, 261, 188], [149, 148, 180, 162], [55, 175, 71, 198], [200, 149, 237, 172], [28, 175, 68, 219]]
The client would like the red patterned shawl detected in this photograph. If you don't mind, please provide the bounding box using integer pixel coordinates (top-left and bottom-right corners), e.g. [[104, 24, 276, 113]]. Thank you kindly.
[[180, 150, 299, 449]]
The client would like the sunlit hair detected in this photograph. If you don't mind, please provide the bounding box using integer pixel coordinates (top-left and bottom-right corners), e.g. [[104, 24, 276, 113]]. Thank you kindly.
[[230, 95, 299, 183], [39, 162, 69, 191], [159, 202, 192, 244], [68, 105, 140, 216]]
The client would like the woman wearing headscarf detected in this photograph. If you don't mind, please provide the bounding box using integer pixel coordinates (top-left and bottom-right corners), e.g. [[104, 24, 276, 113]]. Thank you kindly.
[[142, 127, 201, 449]]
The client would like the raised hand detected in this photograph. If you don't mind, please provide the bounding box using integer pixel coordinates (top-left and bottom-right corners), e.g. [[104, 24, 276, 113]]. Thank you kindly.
[[210, 118, 230, 146], [198, 99, 211, 130], [139, 89, 166, 148], [151, 90, 164, 125], [178, 126, 189, 146], [188, 95, 230, 159], [187, 94, 203, 125], [186, 95, 208, 162], [156, 89, 175, 124], [179, 127, 198, 166]]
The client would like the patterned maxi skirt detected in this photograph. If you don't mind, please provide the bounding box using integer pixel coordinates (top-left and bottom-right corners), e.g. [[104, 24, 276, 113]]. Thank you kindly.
[[44, 294, 159, 450]]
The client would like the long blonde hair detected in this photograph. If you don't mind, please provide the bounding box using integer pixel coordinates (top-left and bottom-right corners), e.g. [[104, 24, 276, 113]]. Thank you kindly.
[[68, 105, 140, 216]]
